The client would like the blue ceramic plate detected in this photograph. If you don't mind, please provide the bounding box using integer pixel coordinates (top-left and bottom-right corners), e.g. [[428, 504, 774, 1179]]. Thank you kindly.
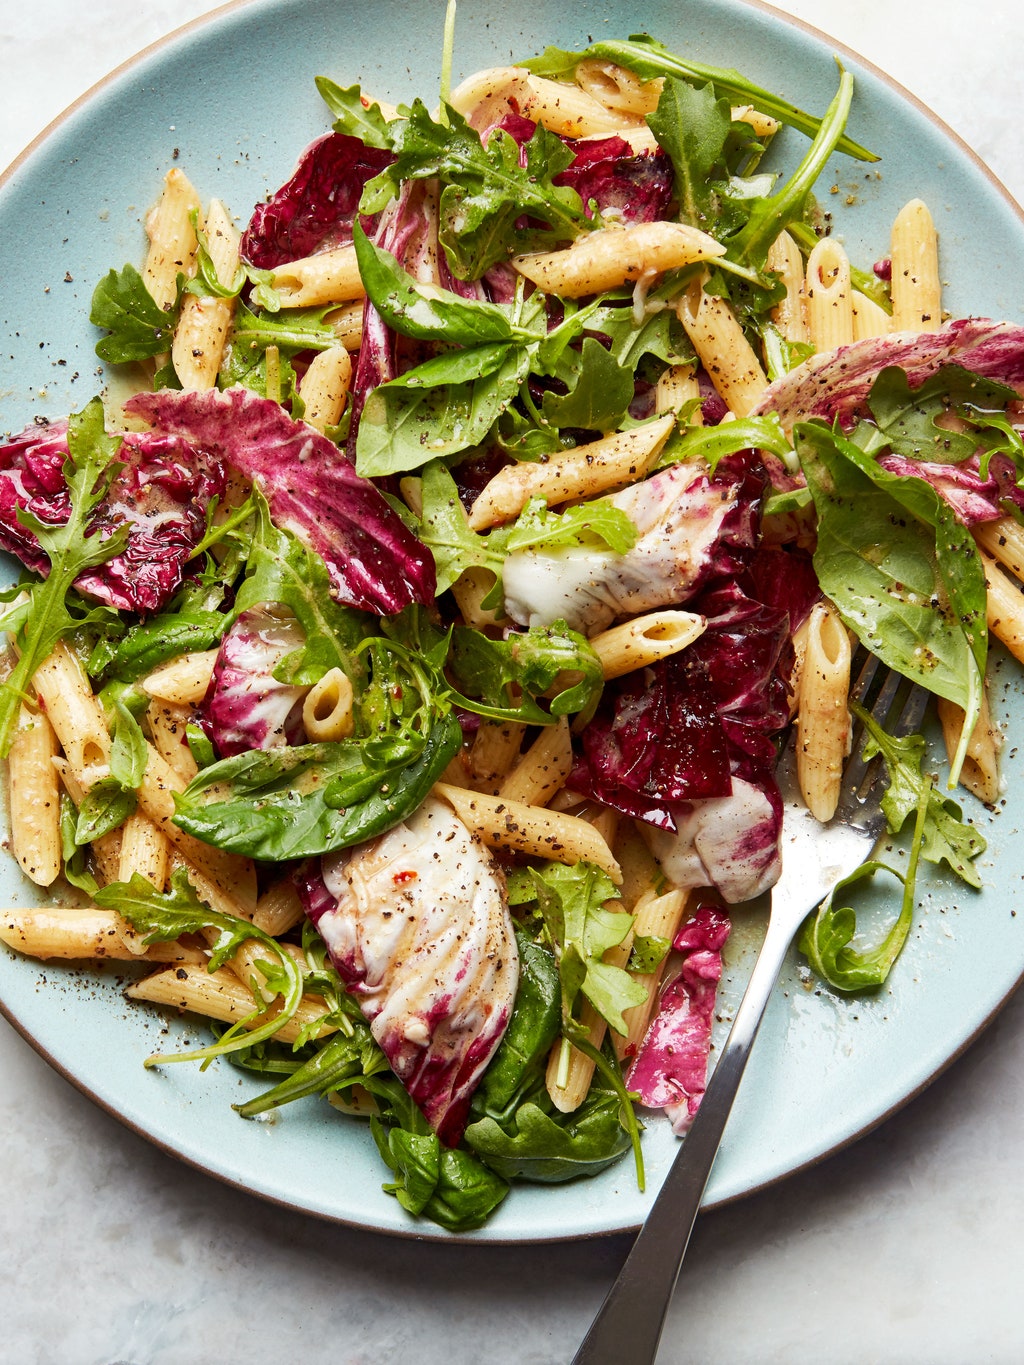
[[2, 0, 1023, 1243]]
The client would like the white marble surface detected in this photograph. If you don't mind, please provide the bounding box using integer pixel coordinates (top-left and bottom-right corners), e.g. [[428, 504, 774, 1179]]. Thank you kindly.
[[2, 1, 1024, 1362]]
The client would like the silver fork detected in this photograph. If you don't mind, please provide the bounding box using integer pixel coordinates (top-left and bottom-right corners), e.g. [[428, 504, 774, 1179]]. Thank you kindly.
[[572, 657, 929, 1365]]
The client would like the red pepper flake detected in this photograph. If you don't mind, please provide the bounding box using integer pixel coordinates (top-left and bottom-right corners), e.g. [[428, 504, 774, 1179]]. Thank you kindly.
[[393, 869, 418, 886]]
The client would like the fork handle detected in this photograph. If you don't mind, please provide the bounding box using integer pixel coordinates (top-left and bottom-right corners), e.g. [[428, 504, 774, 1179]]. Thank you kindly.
[[571, 903, 798, 1365]]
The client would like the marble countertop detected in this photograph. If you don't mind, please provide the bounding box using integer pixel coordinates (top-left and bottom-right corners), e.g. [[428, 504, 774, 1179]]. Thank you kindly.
[[2, 2, 1023, 1361]]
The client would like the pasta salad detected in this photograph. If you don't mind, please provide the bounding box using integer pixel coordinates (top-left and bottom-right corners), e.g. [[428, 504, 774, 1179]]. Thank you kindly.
[[0, 18, 1020, 1232]]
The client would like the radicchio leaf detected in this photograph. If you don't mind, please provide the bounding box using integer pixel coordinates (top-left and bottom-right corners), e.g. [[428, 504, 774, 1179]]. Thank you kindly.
[[200, 606, 307, 757], [240, 132, 394, 269], [503, 452, 764, 636], [296, 797, 518, 1146], [0, 418, 225, 614], [124, 386, 436, 614], [625, 904, 731, 1132], [753, 319, 1024, 433]]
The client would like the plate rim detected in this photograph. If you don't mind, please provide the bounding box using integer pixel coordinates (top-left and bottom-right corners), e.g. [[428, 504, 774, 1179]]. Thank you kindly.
[[2, 0, 1024, 1245]]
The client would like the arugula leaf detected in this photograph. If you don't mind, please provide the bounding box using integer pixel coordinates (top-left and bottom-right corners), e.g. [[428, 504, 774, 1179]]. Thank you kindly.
[[524, 36, 875, 161], [0, 399, 128, 755], [314, 76, 395, 148], [626, 934, 672, 974], [647, 77, 733, 231], [530, 862, 646, 1037], [656, 411, 792, 471], [90, 264, 178, 363], [409, 461, 506, 596], [59, 795, 99, 897], [95, 870, 304, 1064], [504, 497, 638, 556], [728, 67, 856, 272], [854, 703, 986, 887], [361, 102, 591, 278], [448, 622, 604, 724], [866, 365, 1024, 466], [233, 1026, 386, 1117], [540, 336, 636, 431], [232, 490, 368, 687], [796, 419, 987, 783]]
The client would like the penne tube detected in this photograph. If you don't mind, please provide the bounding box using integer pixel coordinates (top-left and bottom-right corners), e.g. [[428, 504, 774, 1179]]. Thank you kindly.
[[795, 600, 852, 823], [654, 362, 701, 418], [590, 610, 706, 679], [117, 809, 170, 895], [616, 887, 690, 1055], [325, 300, 365, 351], [467, 415, 674, 530], [851, 290, 891, 342], [7, 705, 61, 887], [252, 878, 306, 936], [676, 277, 768, 417], [31, 641, 110, 779], [890, 198, 941, 333], [269, 245, 364, 308], [143, 168, 202, 312], [937, 692, 1002, 805], [450, 566, 502, 629], [126, 963, 335, 1046], [547, 918, 633, 1112], [432, 783, 622, 882], [498, 718, 573, 808], [302, 668, 354, 742], [766, 229, 809, 345], [574, 60, 663, 116], [52, 758, 123, 888], [299, 345, 353, 433], [0, 906, 203, 963], [805, 237, 854, 352], [171, 197, 240, 391], [978, 548, 1024, 665], [468, 719, 527, 792], [512, 221, 725, 299], [974, 516, 1024, 579], [141, 651, 218, 705], [146, 700, 201, 786]]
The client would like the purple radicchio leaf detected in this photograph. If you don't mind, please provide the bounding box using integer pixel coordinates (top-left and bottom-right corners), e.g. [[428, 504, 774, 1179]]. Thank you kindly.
[[555, 134, 674, 225], [123, 386, 436, 614], [876, 451, 1024, 526], [240, 132, 394, 270], [0, 418, 225, 614], [502, 451, 765, 636], [753, 318, 1024, 433], [625, 903, 731, 1132], [569, 576, 792, 903], [200, 606, 307, 758], [295, 796, 518, 1146]]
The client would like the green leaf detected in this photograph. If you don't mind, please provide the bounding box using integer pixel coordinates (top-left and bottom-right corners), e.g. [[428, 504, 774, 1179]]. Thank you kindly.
[[409, 461, 506, 595], [448, 622, 604, 724], [315, 76, 395, 148], [866, 365, 1024, 465], [540, 336, 636, 431], [0, 398, 128, 756], [89, 608, 226, 684], [372, 1120, 509, 1230], [531, 862, 646, 1036], [475, 936, 562, 1119], [626, 934, 672, 974], [363, 101, 589, 279], [90, 264, 178, 363], [525, 37, 875, 161], [657, 411, 792, 472], [74, 776, 136, 844], [647, 77, 733, 231], [505, 497, 638, 556], [853, 703, 986, 887], [173, 712, 463, 860], [94, 870, 304, 1063], [465, 1090, 631, 1182], [796, 419, 987, 783]]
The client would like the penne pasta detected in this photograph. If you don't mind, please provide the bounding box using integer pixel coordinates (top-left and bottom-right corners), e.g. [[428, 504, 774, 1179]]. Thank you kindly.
[[433, 783, 623, 882], [851, 290, 892, 342], [0, 906, 203, 963], [301, 668, 355, 742], [676, 276, 768, 417], [269, 245, 364, 308], [890, 198, 941, 332], [498, 717, 573, 808], [795, 600, 853, 822], [512, 220, 725, 298], [805, 237, 854, 352], [143, 168, 202, 313], [937, 692, 1002, 805], [766, 229, 809, 345], [590, 610, 706, 679], [299, 345, 353, 433], [7, 705, 61, 887], [467, 414, 675, 530], [468, 719, 527, 792], [171, 197, 240, 391], [141, 651, 219, 705], [616, 887, 690, 1055]]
